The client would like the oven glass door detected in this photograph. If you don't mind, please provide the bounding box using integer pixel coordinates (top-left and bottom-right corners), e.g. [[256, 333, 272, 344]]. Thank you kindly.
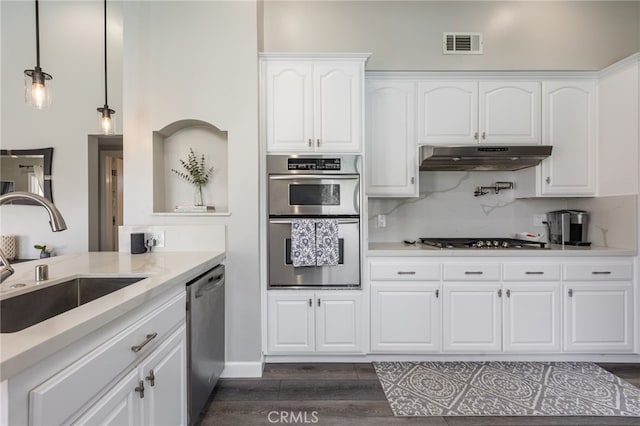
[[268, 175, 360, 216], [268, 219, 360, 288]]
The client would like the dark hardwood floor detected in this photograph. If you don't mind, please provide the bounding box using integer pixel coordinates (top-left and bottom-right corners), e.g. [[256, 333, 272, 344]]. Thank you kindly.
[[199, 363, 640, 426]]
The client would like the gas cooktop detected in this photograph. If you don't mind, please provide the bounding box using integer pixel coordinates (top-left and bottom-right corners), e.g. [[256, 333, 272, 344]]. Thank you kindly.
[[420, 238, 548, 249]]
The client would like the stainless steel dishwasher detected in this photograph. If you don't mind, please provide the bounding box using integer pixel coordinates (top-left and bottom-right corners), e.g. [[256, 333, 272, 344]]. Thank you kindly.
[[186, 264, 225, 425]]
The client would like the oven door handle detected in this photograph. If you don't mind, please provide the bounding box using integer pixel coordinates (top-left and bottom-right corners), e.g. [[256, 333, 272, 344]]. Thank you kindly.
[[269, 218, 360, 225], [268, 175, 360, 180]]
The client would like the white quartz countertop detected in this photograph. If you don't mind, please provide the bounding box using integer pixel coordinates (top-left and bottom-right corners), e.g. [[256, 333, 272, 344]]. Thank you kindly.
[[0, 251, 225, 380], [368, 242, 637, 257]]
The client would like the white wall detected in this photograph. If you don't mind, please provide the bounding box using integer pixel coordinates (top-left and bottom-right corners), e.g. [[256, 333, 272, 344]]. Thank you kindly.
[[1, 0, 122, 259], [122, 1, 261, 368], [263, 1, 640, 71]]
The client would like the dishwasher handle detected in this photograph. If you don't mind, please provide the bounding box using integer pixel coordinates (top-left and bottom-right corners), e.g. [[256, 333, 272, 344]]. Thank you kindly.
[[194, 267, 225, 299]]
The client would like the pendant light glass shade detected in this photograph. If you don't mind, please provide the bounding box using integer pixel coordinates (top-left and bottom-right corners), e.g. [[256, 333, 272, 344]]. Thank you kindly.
[[24, 0, 52, 109], [97, 0, 115, 135], [97, 106, 116, 135]]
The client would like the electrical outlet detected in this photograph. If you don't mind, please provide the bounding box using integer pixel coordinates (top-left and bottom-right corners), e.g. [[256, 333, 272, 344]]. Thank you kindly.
[[377, 214, 387, 228], [146, 231, 165, 248], [533, 214, 547, 227]]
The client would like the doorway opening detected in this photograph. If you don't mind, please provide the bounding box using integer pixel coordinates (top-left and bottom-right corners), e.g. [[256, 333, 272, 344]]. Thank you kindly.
[[88, 135, 123, 251]]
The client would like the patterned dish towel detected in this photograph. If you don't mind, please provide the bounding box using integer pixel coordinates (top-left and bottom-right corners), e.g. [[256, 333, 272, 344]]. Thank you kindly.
[[315, 219, 339, 266], [291, 219, 316, 267]]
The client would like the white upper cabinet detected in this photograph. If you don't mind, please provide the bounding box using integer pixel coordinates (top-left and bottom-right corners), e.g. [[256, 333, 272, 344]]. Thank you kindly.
[[540, 80, 596, 195], [262, 55, 368, 153], [418, 81, 478, 144], [418, 81, 540, 145], [366, 79, 417, 197], [479, 82, 540, 144]]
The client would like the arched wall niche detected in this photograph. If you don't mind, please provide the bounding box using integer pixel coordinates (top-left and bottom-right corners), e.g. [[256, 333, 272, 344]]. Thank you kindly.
[[152, 119, 228, 214]]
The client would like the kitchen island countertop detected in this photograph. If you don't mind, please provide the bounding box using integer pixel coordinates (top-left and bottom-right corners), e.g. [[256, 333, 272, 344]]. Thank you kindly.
[[368, 242, 637, 257], [0, 251, 225, 380]]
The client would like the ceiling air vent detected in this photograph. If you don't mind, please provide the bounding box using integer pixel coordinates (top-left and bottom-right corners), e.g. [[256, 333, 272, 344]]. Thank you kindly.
[[443, 32, 483, 54]]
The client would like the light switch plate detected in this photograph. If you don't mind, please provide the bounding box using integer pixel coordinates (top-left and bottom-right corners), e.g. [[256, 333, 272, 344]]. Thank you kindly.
[[377, 214, 387, 228], [146, 231, 165, 248], [533, 214, 547, 227]]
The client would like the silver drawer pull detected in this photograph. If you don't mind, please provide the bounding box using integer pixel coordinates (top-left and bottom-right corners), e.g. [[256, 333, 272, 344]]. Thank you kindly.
[[592, 271, 612, 275], [525, 271, 544, 275], [131, 333, 158, 353], [397, 271, 416, 275], [465, 271, 483, 275]]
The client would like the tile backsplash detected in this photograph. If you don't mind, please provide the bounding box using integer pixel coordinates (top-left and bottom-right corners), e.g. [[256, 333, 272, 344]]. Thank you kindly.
[[368, 171, 637, 249]]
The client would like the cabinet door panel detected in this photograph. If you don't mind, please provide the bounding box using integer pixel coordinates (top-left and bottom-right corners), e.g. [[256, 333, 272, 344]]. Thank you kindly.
[[564, 283, 633, 352], [73, 370, 140, 426], [503, 283, 561, 352], [371, 283, 441, 353], [267, 292, 315, 353], [314, 63, 362, 152], [265, 63, 314, 152], [419, 81, 478, 144], [315, 292, 362, 353], [366, 79, 417, 196], [541, 81, 596, 195], [443, 284, 501, 352], [479, 82, 540, 144], [141, 326, 187, 426]]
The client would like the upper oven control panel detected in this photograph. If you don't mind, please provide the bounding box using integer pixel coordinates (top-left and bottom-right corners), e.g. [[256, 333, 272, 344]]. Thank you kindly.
[[267, 155, 361, 175], [287, 158, 341, 171]]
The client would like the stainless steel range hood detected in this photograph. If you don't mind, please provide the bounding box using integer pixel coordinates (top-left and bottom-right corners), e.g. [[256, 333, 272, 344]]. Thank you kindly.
[[419, 145, 552, 171]]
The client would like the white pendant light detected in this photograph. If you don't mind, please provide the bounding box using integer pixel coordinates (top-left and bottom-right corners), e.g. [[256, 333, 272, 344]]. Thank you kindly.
[[97, 0, 115, 135], [24, 0, 52, 109]]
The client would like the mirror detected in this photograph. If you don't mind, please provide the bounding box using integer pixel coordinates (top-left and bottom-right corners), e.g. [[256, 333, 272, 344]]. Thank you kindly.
[[0, 148, 53, 204]]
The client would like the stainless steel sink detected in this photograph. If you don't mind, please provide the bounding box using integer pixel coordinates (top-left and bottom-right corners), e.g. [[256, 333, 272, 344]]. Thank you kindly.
[[0, 277, 144, 333]]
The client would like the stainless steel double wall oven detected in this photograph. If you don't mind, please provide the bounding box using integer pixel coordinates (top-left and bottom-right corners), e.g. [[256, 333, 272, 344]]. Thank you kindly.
[[267, 155, 361, 288]]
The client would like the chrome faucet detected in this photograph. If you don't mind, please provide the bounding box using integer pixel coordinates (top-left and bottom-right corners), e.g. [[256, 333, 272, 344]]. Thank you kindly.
[[0, 191, 67, 283]]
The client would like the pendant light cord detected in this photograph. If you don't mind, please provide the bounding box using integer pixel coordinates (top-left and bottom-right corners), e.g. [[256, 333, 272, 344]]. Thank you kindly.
[[103, 0, 108, 106], [35, 0, 40, 68]]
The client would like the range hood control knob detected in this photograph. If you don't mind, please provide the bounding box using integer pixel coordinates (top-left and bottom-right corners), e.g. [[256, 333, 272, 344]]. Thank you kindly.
[[502, 241, 509, 248]]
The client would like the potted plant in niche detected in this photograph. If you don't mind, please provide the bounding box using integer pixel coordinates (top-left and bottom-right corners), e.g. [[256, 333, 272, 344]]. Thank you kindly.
[[34, 244, 51, 258], [171, 148, 214, 209]]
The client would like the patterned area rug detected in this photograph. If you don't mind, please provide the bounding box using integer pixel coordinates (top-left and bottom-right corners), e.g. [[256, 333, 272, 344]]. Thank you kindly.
[[374, 361, 640, 416]]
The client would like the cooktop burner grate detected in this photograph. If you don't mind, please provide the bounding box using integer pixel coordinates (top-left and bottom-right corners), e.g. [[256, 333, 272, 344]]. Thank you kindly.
[[419, 238, 547, 249]]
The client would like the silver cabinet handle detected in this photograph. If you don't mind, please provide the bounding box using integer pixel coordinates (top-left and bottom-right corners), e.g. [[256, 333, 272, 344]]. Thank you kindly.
[[546, 177, 551, 184], [435, 289, 439, 298], [482, 131, 486, 139], [131, 333, 158, 353], [506, 289, 511, 298], [308, 139, 312, 147], [308, 298, 312, 307], [498, 289, 502, 297], [525, 271, 544, 275], [146, 369, 155, 386], [568, 289, 573, 297], [474, 132, 478, 140], [465, 271, 483, 275], [410, 177, 415, 185], [316, 139, 320, 147], [592, 271, 612, 275], [135, 380, 145, 398], [317, 298, 321, 307], [397, 271, 416, 275]]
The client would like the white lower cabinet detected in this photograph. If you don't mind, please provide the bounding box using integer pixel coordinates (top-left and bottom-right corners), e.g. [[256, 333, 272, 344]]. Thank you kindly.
[[28, 292, 187, 426], [503, 283, 561, 352], [564, 282, 634, 353], [370, 282, 441, 353], [74, 325, 187, 426], [443, 284, 502, 352], [267, 291, 363, 354]]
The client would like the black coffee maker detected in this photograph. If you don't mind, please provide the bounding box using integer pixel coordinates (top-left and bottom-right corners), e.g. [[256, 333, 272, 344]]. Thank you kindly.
[[546, 210, 591, 246]]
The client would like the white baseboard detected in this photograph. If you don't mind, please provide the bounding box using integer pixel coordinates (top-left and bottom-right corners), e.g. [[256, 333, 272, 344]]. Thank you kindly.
[[220, 360, 264, 378]]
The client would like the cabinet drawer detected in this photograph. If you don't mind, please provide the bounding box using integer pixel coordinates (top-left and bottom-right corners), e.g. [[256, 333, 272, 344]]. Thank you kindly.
[[29, 292, 186, 426], [564, 263, 633, 281], [443, 264, 500, 281], [503, 264, 561, 281], [370, 262, 440, 281]]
